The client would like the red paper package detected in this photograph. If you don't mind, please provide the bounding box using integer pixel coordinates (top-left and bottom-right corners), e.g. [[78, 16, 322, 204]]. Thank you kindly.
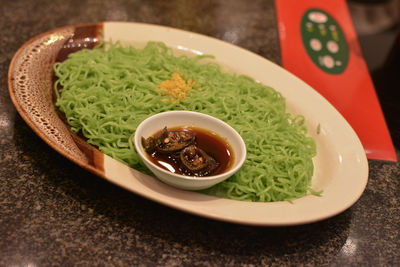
[[275, 0, 396, 161]]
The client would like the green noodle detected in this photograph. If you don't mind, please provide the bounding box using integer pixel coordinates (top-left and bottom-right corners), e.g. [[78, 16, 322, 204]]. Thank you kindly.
[[54, 41, 319, 202]]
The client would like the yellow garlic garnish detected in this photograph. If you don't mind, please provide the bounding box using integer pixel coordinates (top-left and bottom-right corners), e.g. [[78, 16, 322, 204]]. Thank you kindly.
[[159, 73, 198, 103]]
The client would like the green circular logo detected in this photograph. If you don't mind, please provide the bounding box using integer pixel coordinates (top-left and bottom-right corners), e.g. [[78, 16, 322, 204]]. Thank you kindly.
[[301, 8, 349, 74]]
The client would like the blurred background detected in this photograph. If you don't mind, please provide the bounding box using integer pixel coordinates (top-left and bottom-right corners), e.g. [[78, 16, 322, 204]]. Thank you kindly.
[[349, 0, 400, 148]]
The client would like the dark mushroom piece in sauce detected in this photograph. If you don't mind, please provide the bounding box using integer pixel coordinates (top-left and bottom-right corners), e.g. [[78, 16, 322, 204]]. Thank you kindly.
[[180, 145, 217, 176], [142, 127, 194, 154]]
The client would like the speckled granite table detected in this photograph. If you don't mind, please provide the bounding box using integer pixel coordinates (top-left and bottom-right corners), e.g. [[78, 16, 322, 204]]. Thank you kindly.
[[1, 0, 399, 266]]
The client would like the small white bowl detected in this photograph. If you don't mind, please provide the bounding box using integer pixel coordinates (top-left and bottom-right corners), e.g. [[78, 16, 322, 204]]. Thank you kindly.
[[134, 111, 246, 190]]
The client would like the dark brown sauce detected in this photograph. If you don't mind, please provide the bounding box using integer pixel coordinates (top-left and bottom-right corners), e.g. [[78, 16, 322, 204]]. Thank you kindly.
[[145, 127, 234, 176]]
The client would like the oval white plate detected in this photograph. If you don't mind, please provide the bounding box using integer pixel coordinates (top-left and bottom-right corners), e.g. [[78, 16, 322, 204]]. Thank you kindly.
[[9, 22, 368, 226]]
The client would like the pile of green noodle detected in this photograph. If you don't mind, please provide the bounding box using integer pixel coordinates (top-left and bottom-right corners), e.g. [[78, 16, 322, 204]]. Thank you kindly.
[[54, 41, 318, 202]]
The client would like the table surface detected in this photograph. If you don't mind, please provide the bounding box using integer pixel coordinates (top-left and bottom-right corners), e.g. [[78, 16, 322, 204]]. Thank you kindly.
[[1, 0, 399, 266]]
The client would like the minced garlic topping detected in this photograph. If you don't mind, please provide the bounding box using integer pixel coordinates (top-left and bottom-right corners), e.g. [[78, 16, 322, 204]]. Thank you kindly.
[[159, 73, 198, 103]]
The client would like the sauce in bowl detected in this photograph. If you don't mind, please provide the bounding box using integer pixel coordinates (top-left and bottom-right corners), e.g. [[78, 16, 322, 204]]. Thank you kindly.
[[142, 127, 234, 177]]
